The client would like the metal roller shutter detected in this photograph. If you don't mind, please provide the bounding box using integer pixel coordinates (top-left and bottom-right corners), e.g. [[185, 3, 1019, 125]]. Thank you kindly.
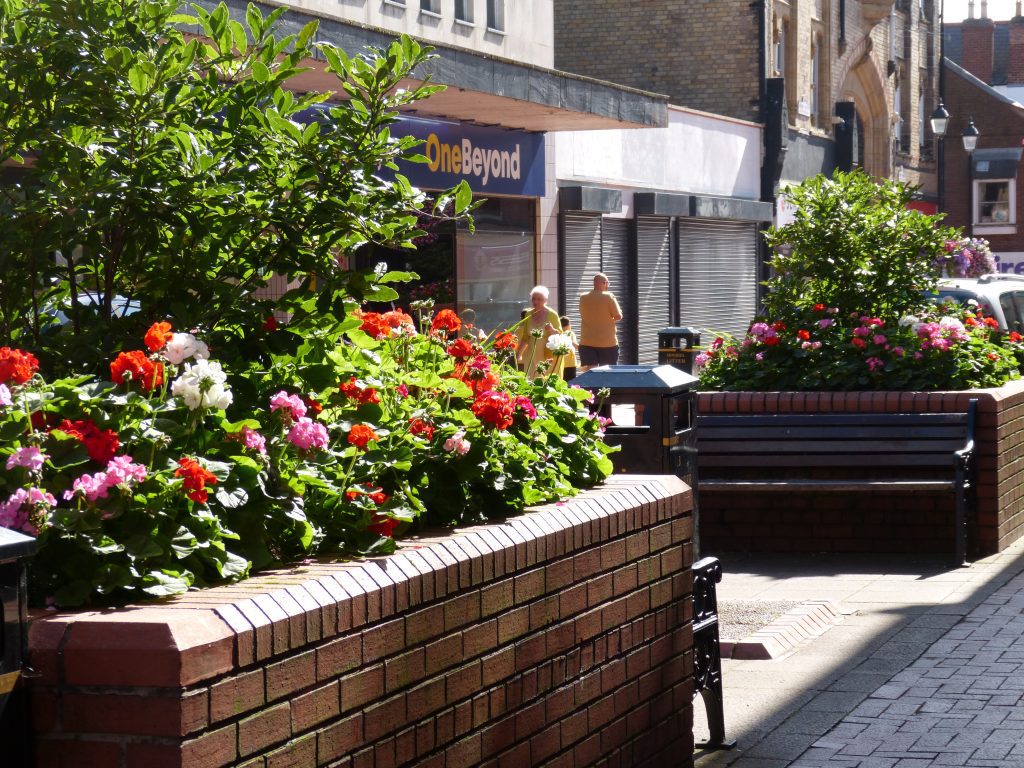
[[559, 212, 602, 339], [601, 217, 634, 363], [677, 219, 759, 341], [635, 216, 672, 364]]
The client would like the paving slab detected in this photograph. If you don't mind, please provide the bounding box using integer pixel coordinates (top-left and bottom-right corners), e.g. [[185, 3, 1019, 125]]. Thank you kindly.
[[693, 540, 1024, 768]]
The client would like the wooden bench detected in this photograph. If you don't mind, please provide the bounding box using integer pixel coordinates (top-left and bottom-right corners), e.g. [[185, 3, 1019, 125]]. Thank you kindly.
[[693, 399, 978, 566]]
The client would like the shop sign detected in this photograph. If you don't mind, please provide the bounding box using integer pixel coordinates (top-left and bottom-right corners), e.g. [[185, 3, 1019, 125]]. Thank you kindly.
[[395, 116, 545, 197]]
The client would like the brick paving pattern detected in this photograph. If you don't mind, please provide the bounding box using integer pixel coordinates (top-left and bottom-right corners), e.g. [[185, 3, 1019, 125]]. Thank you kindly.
[[791, 571, 1024, 767]]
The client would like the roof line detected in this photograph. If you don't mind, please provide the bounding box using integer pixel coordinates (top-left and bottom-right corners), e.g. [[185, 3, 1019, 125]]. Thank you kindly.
[[945, 57, 1024, 112]]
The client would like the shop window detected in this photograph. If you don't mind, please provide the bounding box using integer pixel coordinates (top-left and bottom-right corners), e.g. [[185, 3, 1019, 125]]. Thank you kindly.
[[420, 0, 440, 16], [455, 0, 473, 24], [486, 0, 504, 32], [975, 180, 1015, 226]]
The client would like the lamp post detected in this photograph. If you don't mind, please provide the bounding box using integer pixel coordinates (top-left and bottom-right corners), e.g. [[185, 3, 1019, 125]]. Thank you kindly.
[[962, 116, 980, 236], [930, 100, 950, 215]]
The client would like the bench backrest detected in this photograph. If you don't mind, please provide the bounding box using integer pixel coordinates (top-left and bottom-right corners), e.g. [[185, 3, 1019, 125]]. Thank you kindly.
[[694, 400, 976, 471]]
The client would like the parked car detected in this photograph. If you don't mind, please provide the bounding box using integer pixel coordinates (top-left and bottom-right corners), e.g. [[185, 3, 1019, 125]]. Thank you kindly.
[[49, 292, 141, 325], [929, 275, 1024, 334]]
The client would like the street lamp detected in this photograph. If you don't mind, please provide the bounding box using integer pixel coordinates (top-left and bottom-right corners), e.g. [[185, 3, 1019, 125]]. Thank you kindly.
[[962, 116, 980, 236], [930, 101, 951, 214]]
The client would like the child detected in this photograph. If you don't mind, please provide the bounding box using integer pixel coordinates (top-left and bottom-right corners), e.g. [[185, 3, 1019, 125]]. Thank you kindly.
[[560, 315, 579, 380]]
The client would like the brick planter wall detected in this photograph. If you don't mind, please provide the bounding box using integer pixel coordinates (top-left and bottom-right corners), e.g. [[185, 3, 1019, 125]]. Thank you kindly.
[[696, 382, 1024, 556], [26, 475, 695, 768]]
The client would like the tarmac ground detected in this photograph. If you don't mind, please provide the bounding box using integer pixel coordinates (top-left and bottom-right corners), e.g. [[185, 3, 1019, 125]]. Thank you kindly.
[[692, 539, 1024, 768]]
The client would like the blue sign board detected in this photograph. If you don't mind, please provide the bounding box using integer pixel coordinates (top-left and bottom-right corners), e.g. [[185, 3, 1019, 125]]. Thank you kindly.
[[295, 107, 545, 197], [394, 116, 546, 197]]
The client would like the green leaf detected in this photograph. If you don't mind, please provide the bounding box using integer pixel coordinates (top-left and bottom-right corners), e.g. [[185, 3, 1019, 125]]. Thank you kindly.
[[251, 60, 271, 83], [215, 486, 249, 509]]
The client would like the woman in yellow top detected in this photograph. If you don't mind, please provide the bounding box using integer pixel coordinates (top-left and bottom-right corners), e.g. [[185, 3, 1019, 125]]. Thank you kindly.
[[515, 285, 564, 379]]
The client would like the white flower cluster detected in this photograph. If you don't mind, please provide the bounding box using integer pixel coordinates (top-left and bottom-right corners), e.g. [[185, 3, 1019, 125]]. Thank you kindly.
[[546, 333, 573, 357], [165, 333, 210, 365], [171, 359, 233, 411]]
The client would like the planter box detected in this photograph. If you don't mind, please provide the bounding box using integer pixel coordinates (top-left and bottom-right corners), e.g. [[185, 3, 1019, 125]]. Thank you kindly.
[[26, 475, 695, 768], [696, 381, 1024, 556]]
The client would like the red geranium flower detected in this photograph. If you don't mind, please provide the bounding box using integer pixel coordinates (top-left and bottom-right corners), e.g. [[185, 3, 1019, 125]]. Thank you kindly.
[[797, 329, 811, 341], [359, 311, 392, 340], [471, 390, 515, 430], [851, 337, 867, 349], [771, 321, 787, 332], [339, 377, 381, 405], [55, 419, 120, 463], [367, 513, 399, 538], [303, 395, 323, 415], [763, 336, 780, 347], [383, 310, 415, 332], [175, 456, 218, 503], [447, 338, 475, 359], [347, 424, 379, 450], [144, 321, 173, 353], [984, 317, 999, 329], [493, 332, 518, 350], [110, 350, 164, 392], [431, 309, 461, 334], [0, 347, 39, 385], [1010, 332, 1023, 343], [813, 303, 826, 312], [409, 418, 435, 441], [263, 316, 278, 332]]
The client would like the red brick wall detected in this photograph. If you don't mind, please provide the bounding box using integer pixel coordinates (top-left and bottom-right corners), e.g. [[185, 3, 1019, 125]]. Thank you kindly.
[[696, 382, 1024, 556], [961, 17, 996, 85], [27, 475, 695, 768]]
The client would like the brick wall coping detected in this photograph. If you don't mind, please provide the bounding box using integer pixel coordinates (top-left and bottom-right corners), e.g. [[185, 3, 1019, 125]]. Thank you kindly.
[[695, 378, 1024, 414], [27, 475, 691, 692]]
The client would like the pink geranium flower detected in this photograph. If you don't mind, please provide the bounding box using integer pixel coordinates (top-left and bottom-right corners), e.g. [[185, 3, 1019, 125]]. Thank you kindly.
[[6, 446, 48, 472], [287, 417, 329, 451], [269, 391, 307, 423]]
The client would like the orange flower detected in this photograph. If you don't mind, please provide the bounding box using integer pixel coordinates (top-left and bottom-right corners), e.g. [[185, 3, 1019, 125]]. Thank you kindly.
[[339, 377, 381, 405], [409, 418, 435, 441], [110, 350, 164, 392], [367, 513, 398, 538], [359, 312, 392, 340], [493, 332, 517, 350], [175, 456, 218, 503], [430, 309, 461, 334], [383, 309, 415, 331], [447, 338, 475, 359], [0, 347, 39, 385], [347, 424, 379, 450], [144, 321, 173, 352]]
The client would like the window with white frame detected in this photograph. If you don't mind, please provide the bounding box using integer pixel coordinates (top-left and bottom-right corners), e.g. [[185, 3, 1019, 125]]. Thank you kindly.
[[420, 0, 440, 15], [486, 0, 504, 31], [455, 0, 473, 23], [975, 180, 1014, 225], [810, 34, 820, 127]]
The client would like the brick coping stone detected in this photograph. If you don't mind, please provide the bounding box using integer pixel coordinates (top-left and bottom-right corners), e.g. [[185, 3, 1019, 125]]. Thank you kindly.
[[27, 473, 696, 768]]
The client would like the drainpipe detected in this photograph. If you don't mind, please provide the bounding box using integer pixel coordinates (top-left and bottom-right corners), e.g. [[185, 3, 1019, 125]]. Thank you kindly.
[[758, 0, 769, 202], [839, 0, 847, 49]]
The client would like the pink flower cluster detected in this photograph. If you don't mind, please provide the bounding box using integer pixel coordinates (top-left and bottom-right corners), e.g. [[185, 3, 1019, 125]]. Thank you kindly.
[[443, 430, 471, 455], [915, 317, 970, 352], [231, 426, 267, 455], [748, 323, 779, 344], [287, 417, 329, 451], [6, 446, 48, 473], [63, 456, 148, 503], [0, 487, 56, 533], [270, 391, 307, 423]]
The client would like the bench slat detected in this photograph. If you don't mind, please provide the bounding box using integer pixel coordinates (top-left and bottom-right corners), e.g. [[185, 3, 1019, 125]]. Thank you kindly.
[[695, 414, 969, 427], [698, 439, 968, 454], [695, 425, 970, 440], [699, 480, 956, 492], [698, 453, 959, 468]]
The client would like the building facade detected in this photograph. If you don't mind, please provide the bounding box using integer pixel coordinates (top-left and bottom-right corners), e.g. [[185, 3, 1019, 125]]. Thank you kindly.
[[554, 0, 942, 201], [943, 6, 1024, 273]]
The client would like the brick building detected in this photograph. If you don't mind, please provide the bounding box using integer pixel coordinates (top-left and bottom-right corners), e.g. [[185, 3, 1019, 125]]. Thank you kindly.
[[943, 4, 1024, 272], [554, 0, 942, 202]]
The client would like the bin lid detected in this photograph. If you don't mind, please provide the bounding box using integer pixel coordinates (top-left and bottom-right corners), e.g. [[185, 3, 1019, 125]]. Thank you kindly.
[[0, 526, 37, 562], [573, 364, 698, 393], [657, 327, 702, 335]]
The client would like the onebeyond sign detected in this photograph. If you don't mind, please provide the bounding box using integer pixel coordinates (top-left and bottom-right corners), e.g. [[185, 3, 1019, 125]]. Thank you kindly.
[[398, 117, 544, 197], [293, 109, 545, 197]]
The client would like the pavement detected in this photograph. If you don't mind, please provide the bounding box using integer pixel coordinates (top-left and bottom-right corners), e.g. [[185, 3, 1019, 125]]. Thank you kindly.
[[692, 539, 1024, 768]]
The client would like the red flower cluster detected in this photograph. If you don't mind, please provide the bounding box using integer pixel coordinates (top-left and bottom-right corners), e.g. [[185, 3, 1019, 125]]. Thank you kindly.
[[347, 424, 379, 450], [367, 513, 399, 538], [447, 338, 475, 359], [359, 311, 393, 340], [262, 316, 278, 332], [0, 347, 39, 385], [345, 485, 389, 505], [472, 390, 515, 430], [144, 321, 173, 353], [431, 309, 461, 335], [55, 419, 120, 463], [453, 355, 500, 395], [797, 329, 811, 341], [409, 418, 435, 441], [339, 377, 381, 405], [493, 332, 517, 350], [175, 457, 218, 503], [110, 350, 164, 392], [303, 395, 323, 415]]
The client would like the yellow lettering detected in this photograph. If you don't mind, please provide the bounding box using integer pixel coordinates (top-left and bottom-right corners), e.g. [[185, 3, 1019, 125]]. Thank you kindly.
[[426, 133, 440, 172]]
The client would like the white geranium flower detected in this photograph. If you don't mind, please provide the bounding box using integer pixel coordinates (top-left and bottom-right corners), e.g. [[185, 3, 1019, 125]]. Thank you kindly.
[[546, 333, 573, 357], [171, 359, 232, 411], [164, 332, 211, 365], [898, 315, 919, 328]]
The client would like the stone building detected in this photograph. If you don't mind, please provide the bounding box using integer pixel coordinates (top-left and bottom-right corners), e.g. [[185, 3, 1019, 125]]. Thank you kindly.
[[554, 0, 942, 202]]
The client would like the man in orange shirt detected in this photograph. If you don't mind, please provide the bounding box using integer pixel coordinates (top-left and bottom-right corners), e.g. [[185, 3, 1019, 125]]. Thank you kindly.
[[578, 273, 623, 371]]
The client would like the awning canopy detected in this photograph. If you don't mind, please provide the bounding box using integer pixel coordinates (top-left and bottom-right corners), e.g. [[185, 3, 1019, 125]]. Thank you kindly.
[[973, 148, 1023, 180], [187, 0, 670, 132]]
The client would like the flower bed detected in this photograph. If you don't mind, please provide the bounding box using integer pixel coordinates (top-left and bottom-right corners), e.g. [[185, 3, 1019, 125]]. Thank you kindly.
[[696, 382, 1024, 556], [27, 476, 695, 768]]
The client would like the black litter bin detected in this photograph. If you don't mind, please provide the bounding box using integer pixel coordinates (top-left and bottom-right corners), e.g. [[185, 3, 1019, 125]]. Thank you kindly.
[[1, 527, 37, 765], [573, 364, 698, 481], [658, 327, 702, 374]]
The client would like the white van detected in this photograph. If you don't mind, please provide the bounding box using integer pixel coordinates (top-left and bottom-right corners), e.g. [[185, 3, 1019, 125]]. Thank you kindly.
[[932, 275, 1024, 334]]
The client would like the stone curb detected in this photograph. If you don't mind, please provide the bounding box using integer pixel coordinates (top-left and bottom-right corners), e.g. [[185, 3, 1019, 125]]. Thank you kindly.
[[722, 599, 845, 660]]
